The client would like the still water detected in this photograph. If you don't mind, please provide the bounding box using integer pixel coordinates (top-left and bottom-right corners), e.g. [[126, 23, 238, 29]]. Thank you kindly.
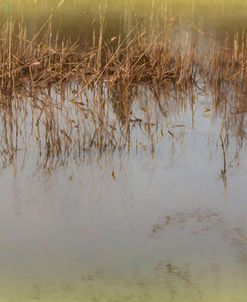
[[0, 85, 247, 301], [0, 0, 247, 301]]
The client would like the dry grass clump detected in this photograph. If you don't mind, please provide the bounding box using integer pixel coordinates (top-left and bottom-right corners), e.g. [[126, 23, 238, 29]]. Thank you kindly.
[[0, 8, 247, 171], [0, 20, 192, 93], [0, 16, 247, 96], [204, 32, 247, 88]]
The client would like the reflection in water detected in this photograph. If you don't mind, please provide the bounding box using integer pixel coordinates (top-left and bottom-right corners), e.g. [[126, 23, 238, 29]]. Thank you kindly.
[[0, 80, 247, 300], [0, 1, 247, 301], [0, 149, 247, 301], [0, 81, 246, 186], [151, 207, 247, 301]]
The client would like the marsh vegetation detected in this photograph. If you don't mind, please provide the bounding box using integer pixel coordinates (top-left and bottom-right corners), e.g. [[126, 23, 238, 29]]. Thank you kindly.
[[0, 1, 247, 301], [0, 0, 247, 169]]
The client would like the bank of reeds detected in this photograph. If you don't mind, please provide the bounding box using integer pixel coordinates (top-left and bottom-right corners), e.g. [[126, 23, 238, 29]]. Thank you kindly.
[[0, 15, 247, 170], [0, 17, 247, 96]]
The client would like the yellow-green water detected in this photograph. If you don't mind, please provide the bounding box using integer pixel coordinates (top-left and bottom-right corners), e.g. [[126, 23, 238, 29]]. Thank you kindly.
[[2, 0, 247, 43]]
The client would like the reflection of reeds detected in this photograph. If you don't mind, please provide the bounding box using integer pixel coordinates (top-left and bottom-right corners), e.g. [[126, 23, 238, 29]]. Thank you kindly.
[[0, 79, 246, 174], [0, 9, 247, 171]]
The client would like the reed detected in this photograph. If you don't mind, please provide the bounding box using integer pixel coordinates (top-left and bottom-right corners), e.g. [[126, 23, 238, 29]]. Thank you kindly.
[[0, 17, 247, 94], [0, 2, 247, 170]]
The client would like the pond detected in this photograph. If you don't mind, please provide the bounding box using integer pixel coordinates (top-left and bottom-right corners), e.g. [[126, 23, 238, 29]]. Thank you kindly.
[[0, 1, 247, 301]]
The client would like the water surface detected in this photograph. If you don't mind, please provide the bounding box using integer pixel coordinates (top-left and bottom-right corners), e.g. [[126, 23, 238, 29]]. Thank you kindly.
[[0, 1, 247, 301], [0, 85, 247, 301]]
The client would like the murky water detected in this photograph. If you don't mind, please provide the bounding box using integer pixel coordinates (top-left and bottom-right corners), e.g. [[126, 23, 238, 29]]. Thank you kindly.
[[2, 0, 247, 44], [0, 1, 247, 301], [0, 84, 247, 301]]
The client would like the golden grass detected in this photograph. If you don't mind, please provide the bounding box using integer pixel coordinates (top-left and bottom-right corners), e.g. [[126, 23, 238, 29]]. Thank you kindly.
[[0, 5, 246, 170], [0, 17, 247, 93]]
